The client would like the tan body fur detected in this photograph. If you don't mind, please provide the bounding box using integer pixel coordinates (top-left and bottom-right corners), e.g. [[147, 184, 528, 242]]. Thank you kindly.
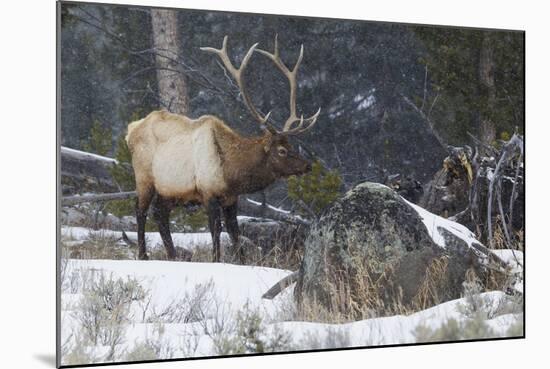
[[127, 110, 275, 208]]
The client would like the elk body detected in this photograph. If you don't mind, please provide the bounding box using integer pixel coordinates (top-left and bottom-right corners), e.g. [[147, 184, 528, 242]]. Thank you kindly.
[[126, 36, 321, 262]]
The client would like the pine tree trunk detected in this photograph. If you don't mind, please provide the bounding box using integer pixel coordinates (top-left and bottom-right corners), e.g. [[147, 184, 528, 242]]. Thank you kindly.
[[150, 9, 188, 115], [479, 32, 496, 145]]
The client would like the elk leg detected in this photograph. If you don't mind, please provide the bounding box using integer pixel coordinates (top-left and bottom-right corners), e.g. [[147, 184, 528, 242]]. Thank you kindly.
[[222, 203, 243, 263], [136, 189, 154, 260], [207, 198, 222, 262], [152, 195, 177, 260]]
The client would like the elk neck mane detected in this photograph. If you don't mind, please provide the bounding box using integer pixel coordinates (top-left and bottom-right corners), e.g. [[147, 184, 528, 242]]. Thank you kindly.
[[212, 125, 277, 196]]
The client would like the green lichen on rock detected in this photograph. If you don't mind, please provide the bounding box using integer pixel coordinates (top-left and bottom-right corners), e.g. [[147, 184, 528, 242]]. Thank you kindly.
[[322, 182, 435, 260], [295, 182, 487, 320]]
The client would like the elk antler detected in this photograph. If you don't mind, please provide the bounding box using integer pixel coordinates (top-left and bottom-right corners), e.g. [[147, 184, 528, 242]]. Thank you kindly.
[[256, 35, 321, 135], [201, 36, 277, 134]]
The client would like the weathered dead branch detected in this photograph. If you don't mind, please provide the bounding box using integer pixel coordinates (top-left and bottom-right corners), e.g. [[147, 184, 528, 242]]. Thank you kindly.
[[262, 271, 299, 299], [62, 191, 137, 206], [486, 133, 523, 248]]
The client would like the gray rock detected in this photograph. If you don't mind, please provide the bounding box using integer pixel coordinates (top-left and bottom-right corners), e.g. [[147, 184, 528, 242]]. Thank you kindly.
[[295, 182, 491, 319], [61, 207, 87, 225], [238, 217, 306, 254], [120, 216, 137, 231], [61, 205, 138, 232], [102, 213, 121, 228]]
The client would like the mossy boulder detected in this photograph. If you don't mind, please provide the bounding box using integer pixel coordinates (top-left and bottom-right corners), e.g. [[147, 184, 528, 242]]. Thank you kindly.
[[295, 182, 489, 319]]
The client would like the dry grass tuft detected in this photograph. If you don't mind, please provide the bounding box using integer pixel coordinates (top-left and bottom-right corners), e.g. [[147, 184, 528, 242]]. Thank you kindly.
[[412, 255, 449, 311]]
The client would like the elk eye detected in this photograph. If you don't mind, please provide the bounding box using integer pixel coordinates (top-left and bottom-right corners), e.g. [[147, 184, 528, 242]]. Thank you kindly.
[[278, 147, 288, 157]]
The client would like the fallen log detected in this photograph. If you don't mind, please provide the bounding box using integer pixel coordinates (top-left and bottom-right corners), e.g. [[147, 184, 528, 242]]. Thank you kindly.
[[262, 271, 299, 299], [62, 190, 311, 226], [62, 191, 137, 206], [239, 198, 311, 226], [61, 146, 119, 195]]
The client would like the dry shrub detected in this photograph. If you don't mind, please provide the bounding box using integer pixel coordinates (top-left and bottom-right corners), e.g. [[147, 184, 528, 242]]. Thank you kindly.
[[179, 233, 304, 270], [62, 332, 98, 366], [62, 231, 132, 260], [147, 245, 192, 262], [414, 269, 524, 343], [253, 243, 303, 270], [65, 272, 147, 364], [297, 326, 351, 350], [144, 280, 216, 324], [480, 224, 523, 292], [295, 233, 411, 323], [211, 303, 293, 355], [411, 255, 450, 311], [490, 216, 524, 252], [227, 231, 304, 270], [413, 315, 499, 343]]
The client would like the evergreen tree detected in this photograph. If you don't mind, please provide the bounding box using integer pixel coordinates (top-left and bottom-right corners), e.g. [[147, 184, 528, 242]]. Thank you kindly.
[[288, 161, 342, 216], [82, 121, 112, 156], [414, 27, 524, 145], [105, 133, 135, 217]]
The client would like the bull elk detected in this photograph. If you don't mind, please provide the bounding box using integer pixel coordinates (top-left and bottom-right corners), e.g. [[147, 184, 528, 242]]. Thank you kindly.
[[126, 35, 321, 262]]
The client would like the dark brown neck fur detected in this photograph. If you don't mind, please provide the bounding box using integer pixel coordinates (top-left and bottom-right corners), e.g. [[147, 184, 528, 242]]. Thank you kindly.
[[214, 130, 278, 196]]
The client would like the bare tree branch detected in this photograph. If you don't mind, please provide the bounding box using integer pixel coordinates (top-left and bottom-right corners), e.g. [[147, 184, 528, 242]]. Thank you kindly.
[[421, 64, 428, 111], [401, 93, 446, 148]]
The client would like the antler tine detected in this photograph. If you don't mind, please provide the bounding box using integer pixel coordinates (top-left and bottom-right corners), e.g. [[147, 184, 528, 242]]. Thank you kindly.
[[256, 36, 319, 135], [201, 36, 277, 133], [293, 44, 304, 74], [283, 107, 321, 135]]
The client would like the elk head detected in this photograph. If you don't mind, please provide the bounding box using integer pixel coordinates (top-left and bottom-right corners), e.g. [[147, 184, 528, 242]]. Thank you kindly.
[[201, 35, 321, 179]]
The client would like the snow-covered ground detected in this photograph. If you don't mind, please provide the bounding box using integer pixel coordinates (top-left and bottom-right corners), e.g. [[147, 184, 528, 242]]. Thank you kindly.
[[60, 258, 522, 365], [60, 259, 294, 364], [60, 194, 523, 365]]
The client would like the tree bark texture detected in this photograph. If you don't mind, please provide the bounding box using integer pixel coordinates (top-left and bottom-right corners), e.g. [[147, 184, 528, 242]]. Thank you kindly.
[[150, 9, 188, 115], [479, 32, 496, 145]]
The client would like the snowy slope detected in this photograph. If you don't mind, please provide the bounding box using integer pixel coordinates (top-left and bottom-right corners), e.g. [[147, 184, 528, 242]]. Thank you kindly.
[[405, 197, 523, 293], [63, 259, 291, 316], [60, 259, 294, 362], [274, 290, 518, 346], [404, 198, 523, 271], [60, 259, 522, 364], [405, 199, 480, 250]]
